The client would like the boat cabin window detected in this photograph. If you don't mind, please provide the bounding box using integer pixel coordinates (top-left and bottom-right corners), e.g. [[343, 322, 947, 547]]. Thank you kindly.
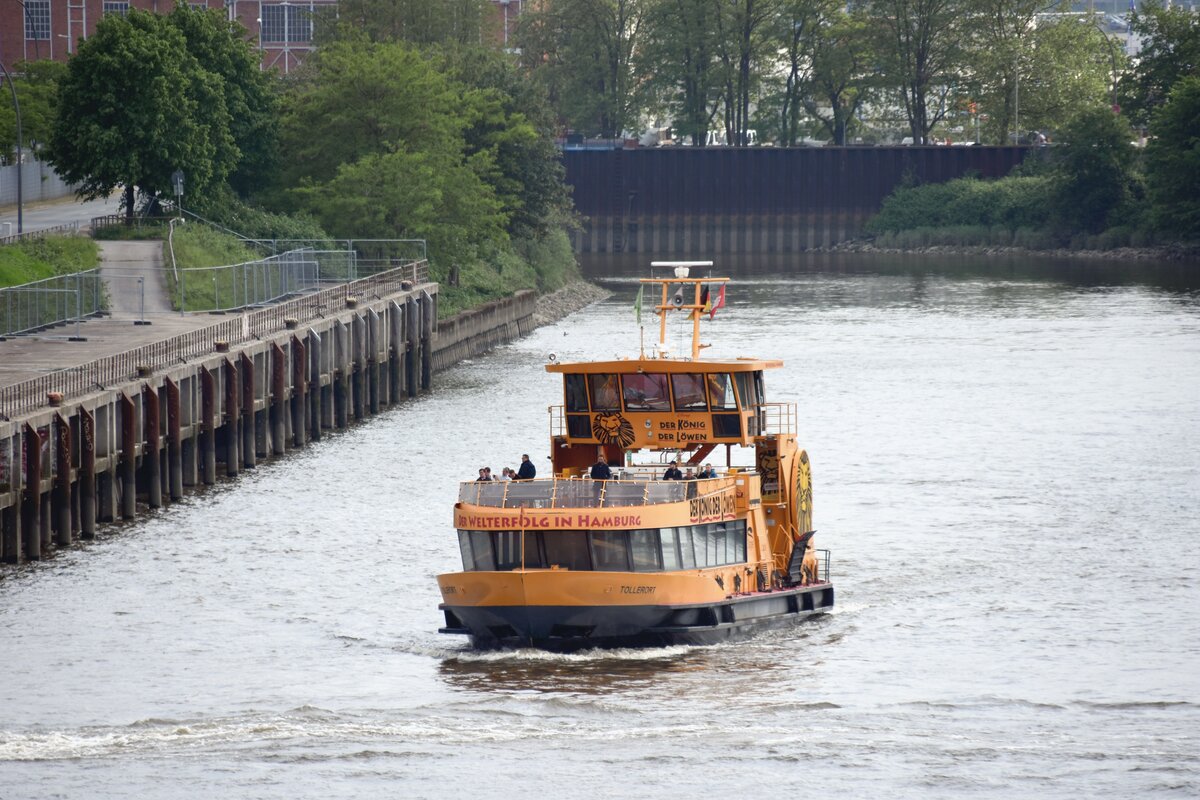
[[707, 373, 738, 409], [589, 374, 621, 411], [457, 522, 747, 572], [543, 531, 592, 570], [565, 374, 589, 412], [591, 531, 632, 571], [734, 372, 760, 409], [622, 373, 671, 411], [671, 373, 708, 411]]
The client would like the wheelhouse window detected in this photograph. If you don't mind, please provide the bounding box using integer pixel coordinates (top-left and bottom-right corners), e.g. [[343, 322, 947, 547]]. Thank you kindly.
[[630, 529, 663, 571], [543, 531, 591, 570], [622, 372, 671, 411], [588, 374, 621, 411], [591, 531, 631, 571], [671, 373, 708, 411], [565, 374, 589, 412], [734, 372, 759, 409], [707, 373, 738, 409]]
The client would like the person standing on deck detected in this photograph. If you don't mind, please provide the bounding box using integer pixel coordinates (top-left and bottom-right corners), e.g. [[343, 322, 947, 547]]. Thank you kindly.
[[516, 454, 536, 480], [590, 455, 613, 480]]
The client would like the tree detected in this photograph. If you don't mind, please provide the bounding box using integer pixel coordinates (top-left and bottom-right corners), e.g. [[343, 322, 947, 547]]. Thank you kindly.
[[167, 5, 279, 198], [793, 2, 873, 145], [1121, 1, 1200, 128], [48, 10, 236, 222], [639, 0, 724, 145], [1051, 107, 1137, 234], [867, 0, 966, 144], [1144, 76, 1200, 238], [433, 46, 573, 239], [1016, 17, 1120, 140], [516, 0, 649, 138], [277, 40, 508, 266], [321, 0, 492, 46], [713, 0, 779, 146], [0, 60, 66, 160], [966, 0, 1055, 145]]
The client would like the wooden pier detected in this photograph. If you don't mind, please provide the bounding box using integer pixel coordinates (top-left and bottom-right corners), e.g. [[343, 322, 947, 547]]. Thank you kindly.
[[0, 263, 538, 565]]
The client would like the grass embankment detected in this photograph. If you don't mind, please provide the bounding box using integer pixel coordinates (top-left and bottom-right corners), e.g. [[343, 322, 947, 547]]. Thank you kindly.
[[437, 228, 579, 317], [0, 235, 100, 288], [164, 224, 263, 312]]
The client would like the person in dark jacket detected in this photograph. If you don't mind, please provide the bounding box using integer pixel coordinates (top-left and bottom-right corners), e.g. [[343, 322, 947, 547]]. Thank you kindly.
[[590, 455, 613, 480], [516, 454, 536, 480], [663, 460, 684, 480]]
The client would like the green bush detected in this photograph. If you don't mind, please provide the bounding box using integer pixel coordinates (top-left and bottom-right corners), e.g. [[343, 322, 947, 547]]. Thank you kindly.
[[866, 174, 1055, 234]]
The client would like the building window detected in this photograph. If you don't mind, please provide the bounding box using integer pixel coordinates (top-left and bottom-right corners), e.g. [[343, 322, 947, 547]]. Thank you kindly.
[[261, 3, 314, 43], [24, 0, 51, 40], [103, 1, 130, 16]]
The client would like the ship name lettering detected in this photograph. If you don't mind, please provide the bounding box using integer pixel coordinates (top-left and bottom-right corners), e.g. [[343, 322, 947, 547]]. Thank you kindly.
[[659, 421, 677, 430], [620, 586, 656, 594], [679, 420, 705, 430]]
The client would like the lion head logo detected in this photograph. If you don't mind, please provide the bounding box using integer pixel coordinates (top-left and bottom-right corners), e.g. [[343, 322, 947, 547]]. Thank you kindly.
[[758, 453, 779, 480], [592, 413, 635, 448]]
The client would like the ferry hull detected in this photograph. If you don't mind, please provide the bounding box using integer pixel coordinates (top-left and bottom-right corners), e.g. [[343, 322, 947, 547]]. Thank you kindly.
[[440, 583, 834, 651]]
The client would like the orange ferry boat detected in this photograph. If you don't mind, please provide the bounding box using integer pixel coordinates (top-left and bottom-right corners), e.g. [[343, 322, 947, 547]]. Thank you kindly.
[[437, 263, 834, 649]]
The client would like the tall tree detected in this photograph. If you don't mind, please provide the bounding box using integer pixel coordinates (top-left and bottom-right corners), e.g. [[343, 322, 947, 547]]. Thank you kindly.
[[713, 0, 778, 145], [1121, 1, 1200, 128], [1144, 76, 1200, 237], [1051, 107, 1137, 234], [517, 0, 649, 138], [278, 40, 507, 265], [1014, 17, 1119, 140], [48, 10, 236, 221], [0, 60, 66, 160], [967, 0, 1057, 145], [318, 0, 492, 46], [797, 2, 873, 145], [867, 0, 965, 144], [167, 5, 279, 198], [639, 0, 724, 144]]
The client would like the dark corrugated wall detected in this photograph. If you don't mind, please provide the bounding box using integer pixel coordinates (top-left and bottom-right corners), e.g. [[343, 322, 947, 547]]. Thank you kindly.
[[562, 146, 1030, 253]]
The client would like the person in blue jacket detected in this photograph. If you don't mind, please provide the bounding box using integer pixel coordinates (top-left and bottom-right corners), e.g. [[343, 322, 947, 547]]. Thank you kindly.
[[516, 453, 537, 480]]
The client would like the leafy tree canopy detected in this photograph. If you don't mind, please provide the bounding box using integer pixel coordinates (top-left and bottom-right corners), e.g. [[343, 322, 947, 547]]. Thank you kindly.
[[1144, 76, 1200, 238], [277, 39, 508, 266], [47, 9, 239, 219], [0, 60, 67, 160], [1122, 1, 1200, 127], [1051, 107, 1138, 234]]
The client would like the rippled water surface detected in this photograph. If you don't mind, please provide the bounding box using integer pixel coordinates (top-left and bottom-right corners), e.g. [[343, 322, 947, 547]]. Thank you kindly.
[[2, 254, 1198, 798]]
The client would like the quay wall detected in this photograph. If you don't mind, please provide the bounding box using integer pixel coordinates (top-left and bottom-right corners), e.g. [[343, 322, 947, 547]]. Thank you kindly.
[[561, 146, 1031, 253], [0, 279, 538, 566]]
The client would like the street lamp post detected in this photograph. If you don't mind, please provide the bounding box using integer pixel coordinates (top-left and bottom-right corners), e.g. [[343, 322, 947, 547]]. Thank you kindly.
[[0, 60, 23, 234]]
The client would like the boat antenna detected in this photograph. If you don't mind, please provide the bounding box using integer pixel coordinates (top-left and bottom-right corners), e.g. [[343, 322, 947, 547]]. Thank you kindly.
[[647, 261, 728, 360]]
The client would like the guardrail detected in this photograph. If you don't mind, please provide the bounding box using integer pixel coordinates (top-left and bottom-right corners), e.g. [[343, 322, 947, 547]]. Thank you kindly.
[[0, 259, 429, 420], [457, 476, 744, 509], [0, 221, 83, 245], [1, 269, 105, 338]]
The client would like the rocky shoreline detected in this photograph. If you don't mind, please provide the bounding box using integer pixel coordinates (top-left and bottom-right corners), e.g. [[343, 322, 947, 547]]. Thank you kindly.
[[533, 279, 612, 326], [821, 239, 1200, 263]]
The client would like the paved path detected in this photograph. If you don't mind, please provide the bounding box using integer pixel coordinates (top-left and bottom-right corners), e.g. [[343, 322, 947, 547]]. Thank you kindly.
[[98, 241, 174, 317], [0, 314, 221, 391], [0, 194, 123, 235]]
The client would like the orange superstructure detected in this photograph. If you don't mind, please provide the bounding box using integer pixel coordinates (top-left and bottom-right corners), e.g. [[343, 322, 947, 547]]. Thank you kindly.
[[437, 262, 833, 649]]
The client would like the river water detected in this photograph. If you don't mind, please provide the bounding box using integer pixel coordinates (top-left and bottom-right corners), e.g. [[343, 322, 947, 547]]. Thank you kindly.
[[1, 254, 1197, 798]]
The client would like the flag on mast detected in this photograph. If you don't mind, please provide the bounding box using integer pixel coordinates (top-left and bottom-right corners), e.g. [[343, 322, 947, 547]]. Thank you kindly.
[[634, 284, 644, 325], [709, 284, 726, 319], [701, 285, 711, 314]]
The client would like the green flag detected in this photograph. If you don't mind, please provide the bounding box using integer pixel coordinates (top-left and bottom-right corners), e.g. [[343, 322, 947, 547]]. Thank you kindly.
[[634, 284, 643, 325]]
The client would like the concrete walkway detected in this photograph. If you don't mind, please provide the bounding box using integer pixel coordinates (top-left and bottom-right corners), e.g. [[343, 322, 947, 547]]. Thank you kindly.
[[97, 241, 174, 318]]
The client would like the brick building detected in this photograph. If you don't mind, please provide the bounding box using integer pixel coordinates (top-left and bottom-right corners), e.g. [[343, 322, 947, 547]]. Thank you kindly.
[[1, 0, 526, 75]]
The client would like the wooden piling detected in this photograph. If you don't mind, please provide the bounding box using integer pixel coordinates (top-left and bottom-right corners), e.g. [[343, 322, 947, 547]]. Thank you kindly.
[[224, 359, 240, 477], [291, 336, 307, 448], [240, 353, 256, 469], [54, 414, 72, 544], [307, 330, 322, 442], [166, 379, 184, 500], [143, 384, 162, 509], [80, 406, 96, 537], [367, 309, 381, 414], [201, 367, 216, 485], [271, 343, 286, 455], [334, 321, 349, 429], [21, 424, 39, 559], [120, 394, 137, 519], [352, 315, 366, 421], [421, 291, 433, 391], [1, 498, 19, 563], [406, 296, 418, 398], [389, 301, 404, 403]]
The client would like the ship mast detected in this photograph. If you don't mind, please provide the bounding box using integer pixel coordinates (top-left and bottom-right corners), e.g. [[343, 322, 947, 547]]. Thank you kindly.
[[645, 262, 729, 360]]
